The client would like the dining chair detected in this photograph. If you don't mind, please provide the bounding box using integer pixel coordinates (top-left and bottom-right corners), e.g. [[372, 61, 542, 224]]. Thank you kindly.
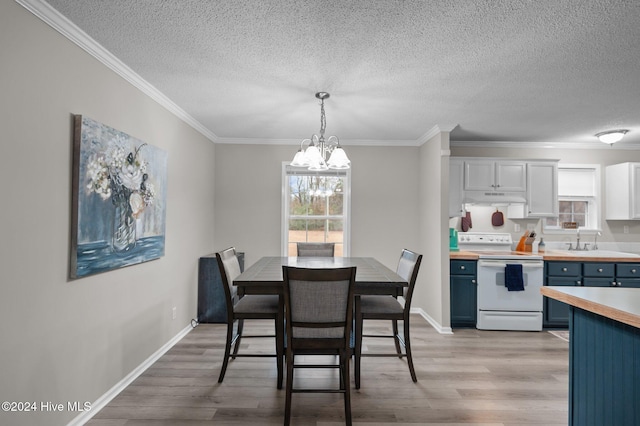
[[282, 266, 357, 426], [354, 248, 423, 389], [216, 247, 284, 389], [296, 242, 335, 257]]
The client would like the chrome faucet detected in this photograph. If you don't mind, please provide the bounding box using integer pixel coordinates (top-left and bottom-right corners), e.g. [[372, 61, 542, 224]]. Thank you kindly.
[[593, 231, 601, 250], [573, 229, 589, 251], [575, 229, 582, 250]]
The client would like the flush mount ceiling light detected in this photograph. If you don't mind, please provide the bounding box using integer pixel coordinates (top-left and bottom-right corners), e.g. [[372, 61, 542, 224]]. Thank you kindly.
[[290, 92, 350, 170], [596, 129, 629, 145]]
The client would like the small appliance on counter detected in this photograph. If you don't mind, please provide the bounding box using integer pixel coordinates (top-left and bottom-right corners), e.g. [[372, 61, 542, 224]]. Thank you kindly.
[[449, 228, 459, 251]]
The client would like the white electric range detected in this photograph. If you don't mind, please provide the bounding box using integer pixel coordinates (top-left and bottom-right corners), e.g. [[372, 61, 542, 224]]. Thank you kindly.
[[457, 232, 544, 331]]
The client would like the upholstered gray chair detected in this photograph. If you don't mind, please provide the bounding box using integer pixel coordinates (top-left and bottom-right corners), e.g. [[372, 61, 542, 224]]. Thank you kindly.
[[282, 266, 357, 426], [296, 242, 335, 257], [216, 247, 284, 388], [354, 249, 423, 389]]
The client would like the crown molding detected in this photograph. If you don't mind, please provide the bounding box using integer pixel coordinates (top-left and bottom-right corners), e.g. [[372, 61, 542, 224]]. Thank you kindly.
[[450, 140, 640, 150], [214, 137, 424, 146], [16, 0, 218, 143], [416, 124, 459, 146]]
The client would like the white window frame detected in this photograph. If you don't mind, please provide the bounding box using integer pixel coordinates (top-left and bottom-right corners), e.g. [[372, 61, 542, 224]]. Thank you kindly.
[[281, 162, 351, 256], [543, 163, 601, 235]]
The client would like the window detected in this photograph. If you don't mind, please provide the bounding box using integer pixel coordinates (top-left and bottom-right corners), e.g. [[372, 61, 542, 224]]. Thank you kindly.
[[544, 165, 600, 232], [282, 164, 350, 256]]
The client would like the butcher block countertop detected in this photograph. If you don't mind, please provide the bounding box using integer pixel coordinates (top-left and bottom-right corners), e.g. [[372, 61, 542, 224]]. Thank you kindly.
[[541, 286, 640, 329], [541, 249, 640, 262], [450, 249, 640, 263], [449, 250, 479, 260]]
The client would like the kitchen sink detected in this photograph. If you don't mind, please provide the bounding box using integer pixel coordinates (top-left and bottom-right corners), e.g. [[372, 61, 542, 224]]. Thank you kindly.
[[555, 250, 640, 258]]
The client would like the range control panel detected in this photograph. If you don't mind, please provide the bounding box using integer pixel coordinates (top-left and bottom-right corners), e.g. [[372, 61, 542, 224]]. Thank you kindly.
[[457, 232, 513, 247]]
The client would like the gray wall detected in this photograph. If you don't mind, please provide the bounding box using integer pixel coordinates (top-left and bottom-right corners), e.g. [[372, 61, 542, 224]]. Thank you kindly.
[[1, 2, 216, 425], [214, 143, 423, 269]]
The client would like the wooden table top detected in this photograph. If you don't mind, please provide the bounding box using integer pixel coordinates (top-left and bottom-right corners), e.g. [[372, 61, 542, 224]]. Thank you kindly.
[[234, 257, 408, 293], [541, 286, 640, 329]]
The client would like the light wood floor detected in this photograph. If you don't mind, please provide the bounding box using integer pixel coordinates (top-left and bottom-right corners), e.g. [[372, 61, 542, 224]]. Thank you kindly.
[[86, 318, 569, 425]]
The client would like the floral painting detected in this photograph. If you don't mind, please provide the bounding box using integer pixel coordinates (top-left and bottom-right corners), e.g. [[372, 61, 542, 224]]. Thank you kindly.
[[71, 115, 167, 278]]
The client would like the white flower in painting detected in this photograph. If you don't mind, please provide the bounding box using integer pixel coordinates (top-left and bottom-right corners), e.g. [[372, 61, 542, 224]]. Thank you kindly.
[[142, 182, 155, 206], [86, 154, 111, 200], [120, 164, 144, 190], [86, 141, 155, 214], [129, 192, 145, 218]]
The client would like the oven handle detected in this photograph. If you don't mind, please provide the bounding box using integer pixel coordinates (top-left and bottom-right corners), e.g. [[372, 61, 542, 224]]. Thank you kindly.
[[478, 260, 544, 269]]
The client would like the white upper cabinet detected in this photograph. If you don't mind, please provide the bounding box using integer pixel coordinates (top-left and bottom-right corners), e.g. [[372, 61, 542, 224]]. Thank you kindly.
[[527, 162, 558, 217], [606, 162, 640, 220], [464, 160, 527, 192]]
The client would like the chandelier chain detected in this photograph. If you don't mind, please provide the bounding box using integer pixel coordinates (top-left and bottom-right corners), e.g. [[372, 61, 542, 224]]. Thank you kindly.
[[319, 99, 326, 138]]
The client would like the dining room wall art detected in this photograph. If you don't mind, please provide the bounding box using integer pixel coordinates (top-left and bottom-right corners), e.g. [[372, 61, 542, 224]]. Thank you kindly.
[[70, 115, 168, 278]]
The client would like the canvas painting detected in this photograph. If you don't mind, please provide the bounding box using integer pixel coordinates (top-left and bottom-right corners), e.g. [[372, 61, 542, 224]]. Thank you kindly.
[[71, 115, 168, 278]]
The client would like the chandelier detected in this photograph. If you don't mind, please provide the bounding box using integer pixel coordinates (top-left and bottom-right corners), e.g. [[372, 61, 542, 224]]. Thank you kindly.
[[290, 92, 351, 170]]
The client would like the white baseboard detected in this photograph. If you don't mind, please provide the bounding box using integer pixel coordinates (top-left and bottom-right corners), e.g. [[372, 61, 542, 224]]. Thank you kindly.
[[67, 324, 193, 426], [411, 307, 453, 334]]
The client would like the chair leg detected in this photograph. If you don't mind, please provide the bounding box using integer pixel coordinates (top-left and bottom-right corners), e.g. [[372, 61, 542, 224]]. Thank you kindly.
[[232, 319, 244, 357], [354, 297, 362, 389], [218, 321, 234, 383], [284, 352, 294, 426], [342, 350, 352, 426], [275, 311, 284, 389], [392, 319, 402, 357], [403, 318, 417, 382]]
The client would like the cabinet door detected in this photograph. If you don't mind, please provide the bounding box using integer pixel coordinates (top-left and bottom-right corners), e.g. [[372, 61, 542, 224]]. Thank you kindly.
[[450, 275, 477, 327], [617, 278, 640, 288], [544, 277, 578, 327], [449, 159, 465, 217], [605, 163, 640, 220], [527, 162, 558, 217], [583, 262, 614, 278], [464, 160, 495, 191], [582, 277, 615, 287], [496, 161, 527, 192]]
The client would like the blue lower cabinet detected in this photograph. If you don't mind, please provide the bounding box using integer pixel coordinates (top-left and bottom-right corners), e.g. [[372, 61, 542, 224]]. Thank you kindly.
[[544, 281, 573, 327], [450, 260, 477, 328], [569, 307, 640, 425], [544, 263, 580, 328]]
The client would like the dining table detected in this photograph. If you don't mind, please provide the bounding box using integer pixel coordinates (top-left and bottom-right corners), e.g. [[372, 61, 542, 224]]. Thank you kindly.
[[233, 256, 409, 388], [234, 256, 408, 296]]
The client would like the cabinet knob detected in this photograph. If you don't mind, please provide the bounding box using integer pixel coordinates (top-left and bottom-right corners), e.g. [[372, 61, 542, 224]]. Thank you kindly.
[[562, 267, 568, 272], [460, 265, 465, 270], [576, 280, 582, 285], [612, 281, 617, 286], [632, 269, 637, 274], [471, 280, 476, 284], [597, 268, 603, 273]]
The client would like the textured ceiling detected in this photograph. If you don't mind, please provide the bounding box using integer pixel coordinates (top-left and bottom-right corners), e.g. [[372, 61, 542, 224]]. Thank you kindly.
[[41, 0, 640, 146]]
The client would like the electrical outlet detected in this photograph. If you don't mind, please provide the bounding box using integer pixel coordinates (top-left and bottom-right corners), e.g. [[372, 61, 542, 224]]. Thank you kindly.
[[514, 223, 520, 232], [624, 225, 629, 234], [527, 223, 536, 231], [172, 307, 177, 320]]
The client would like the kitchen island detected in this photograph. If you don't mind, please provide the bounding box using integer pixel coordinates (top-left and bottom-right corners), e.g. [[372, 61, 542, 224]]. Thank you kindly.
[[541, 286, 640, 426]]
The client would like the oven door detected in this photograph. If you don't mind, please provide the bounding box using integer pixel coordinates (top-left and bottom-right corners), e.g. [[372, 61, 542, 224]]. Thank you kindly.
[[477, 259, 544, 311]]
